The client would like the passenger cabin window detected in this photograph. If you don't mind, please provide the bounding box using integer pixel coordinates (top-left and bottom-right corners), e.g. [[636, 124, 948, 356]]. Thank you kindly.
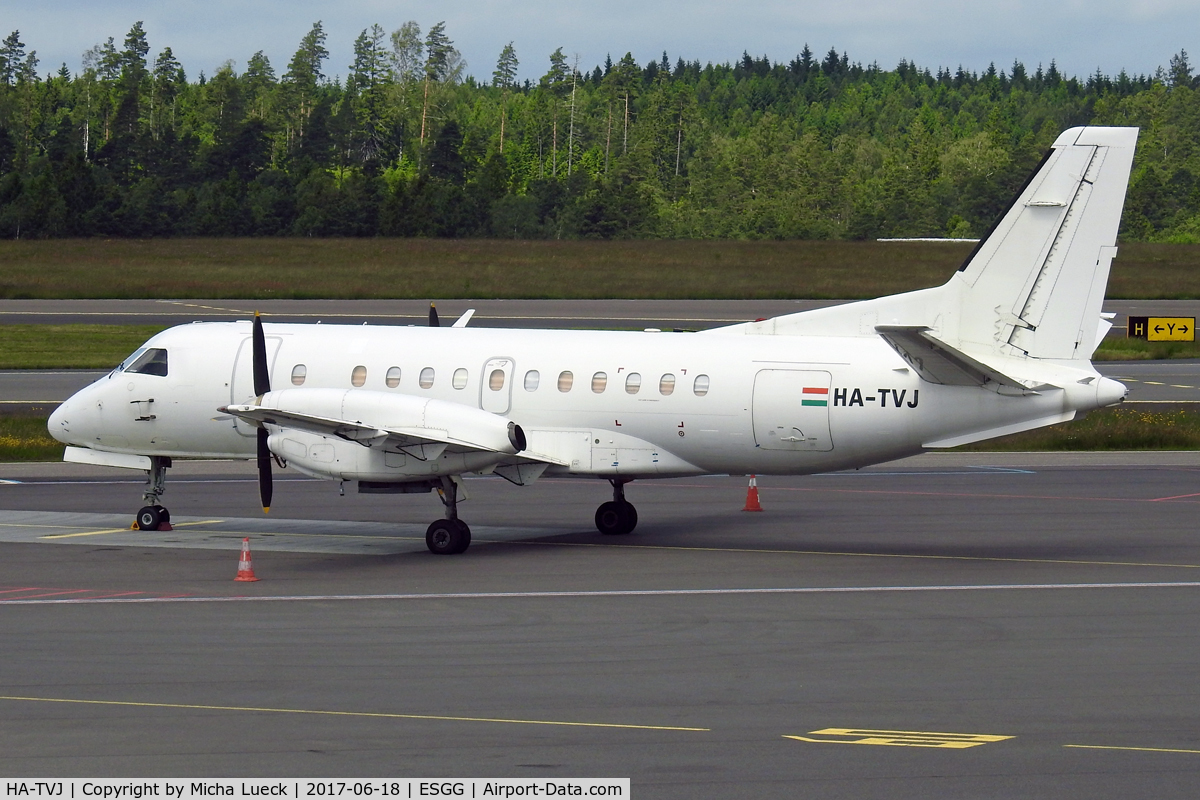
[[453, 368, 469, 390], [557, 371, 574, 392], [693, 374, 710, 396], [386, 367, 401, 388], [419, 367, 435, 389], [659, 373, 676, 395], [124, 348, 168, 377], [291, 364, 307, 386], [592, 372, 607, 393], [524, 370, 540, 391], [351, 365, 367, 387], [625, 373, 641, 394], [489, 369, 505, 391]]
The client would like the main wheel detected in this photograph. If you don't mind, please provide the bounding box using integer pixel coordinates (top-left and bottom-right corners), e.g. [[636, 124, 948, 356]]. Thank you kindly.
[[595, 501, 636, 535], [156, 505, 171, 523], [426, 519, 470, 555], [136, 505, 163, 531]]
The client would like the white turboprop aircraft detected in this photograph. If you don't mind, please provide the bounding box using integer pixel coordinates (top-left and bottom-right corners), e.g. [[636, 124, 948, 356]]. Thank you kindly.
[[49, 126, 1137, 555]]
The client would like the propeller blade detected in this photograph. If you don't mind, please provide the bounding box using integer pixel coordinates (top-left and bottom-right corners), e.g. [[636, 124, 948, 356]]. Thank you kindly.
[[428, 303, 439, 327], [252, 312, 270, 396], [257, 427, 273, 513]]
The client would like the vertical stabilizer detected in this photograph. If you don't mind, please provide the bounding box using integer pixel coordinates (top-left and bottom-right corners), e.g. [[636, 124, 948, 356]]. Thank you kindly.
[[952, 127, 1137, 360]]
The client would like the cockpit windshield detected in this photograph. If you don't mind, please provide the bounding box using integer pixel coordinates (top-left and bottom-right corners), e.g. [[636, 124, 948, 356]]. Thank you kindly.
[[122, 347, 168, 377]]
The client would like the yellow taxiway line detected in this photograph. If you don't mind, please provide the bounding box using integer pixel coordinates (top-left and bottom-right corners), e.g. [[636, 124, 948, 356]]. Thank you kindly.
[[0, 694, 708, 732]]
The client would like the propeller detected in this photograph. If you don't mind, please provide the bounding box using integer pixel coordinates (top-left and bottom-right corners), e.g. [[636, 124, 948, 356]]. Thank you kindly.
[[428, 302, 439, 327], [252, 312, 273, 514]]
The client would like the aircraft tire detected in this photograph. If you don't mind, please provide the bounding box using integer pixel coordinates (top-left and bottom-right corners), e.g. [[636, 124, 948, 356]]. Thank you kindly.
[[596, 501, 635, 535], [452, 519, 472, 554], [426, 519, 468, 555], [156, 505, 170, 523], [136, 505, 164, 531]]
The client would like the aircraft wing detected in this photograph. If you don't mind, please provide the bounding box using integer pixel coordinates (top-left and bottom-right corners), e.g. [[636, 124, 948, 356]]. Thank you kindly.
[[875, 326, 1032, 389], [222, 403, 562, 465]]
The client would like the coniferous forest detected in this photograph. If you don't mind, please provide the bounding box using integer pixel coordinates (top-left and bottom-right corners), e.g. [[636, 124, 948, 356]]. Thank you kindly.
[[0, 21, 1198, 242]]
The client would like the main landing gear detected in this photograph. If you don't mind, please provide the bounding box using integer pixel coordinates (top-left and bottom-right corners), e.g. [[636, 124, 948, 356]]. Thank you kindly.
[[134, 457, 172, 531], [426, 476, 471, 555], [595, 479, 638, 536]]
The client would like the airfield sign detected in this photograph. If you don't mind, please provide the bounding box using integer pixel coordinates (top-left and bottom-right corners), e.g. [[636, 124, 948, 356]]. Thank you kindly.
[[1127, 316, 1195, 342]]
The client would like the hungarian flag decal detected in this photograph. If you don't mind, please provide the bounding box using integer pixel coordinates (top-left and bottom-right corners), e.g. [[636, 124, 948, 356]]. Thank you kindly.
[[801, 386, 828, 407]]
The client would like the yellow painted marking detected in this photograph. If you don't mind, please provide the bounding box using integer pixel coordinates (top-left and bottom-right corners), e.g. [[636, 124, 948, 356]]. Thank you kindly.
[[1145, 381, 1166, 385], [785, 728, 1013, 749], [497, 539, 1200, 570], [40, 520, 224, 539], [1170, 385, 1194, 389], [0, 695, 708, 732], [1065, 744, 1200, 755]]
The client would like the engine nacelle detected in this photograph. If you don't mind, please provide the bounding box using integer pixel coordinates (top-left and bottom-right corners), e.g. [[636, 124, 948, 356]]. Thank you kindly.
[[252, 388, 525, 482]]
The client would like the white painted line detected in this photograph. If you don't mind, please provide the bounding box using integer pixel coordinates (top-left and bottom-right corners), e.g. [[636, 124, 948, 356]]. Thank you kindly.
[[2, 581, 1198, 605]]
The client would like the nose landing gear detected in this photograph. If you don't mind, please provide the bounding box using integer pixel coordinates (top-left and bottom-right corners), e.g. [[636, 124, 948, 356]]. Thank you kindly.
[[134, 457, 172, 531], [595, 479, 637, 535]]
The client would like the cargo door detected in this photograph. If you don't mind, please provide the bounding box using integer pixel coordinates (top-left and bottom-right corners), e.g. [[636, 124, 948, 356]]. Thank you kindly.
[[752, 369, 833, 451]]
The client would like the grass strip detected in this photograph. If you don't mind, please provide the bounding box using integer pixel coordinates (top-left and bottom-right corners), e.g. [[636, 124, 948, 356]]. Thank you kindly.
[[0, 418, 63, 461], [1093, 336, 1200, 361], [0, 325, 168, 369], [957, 407, 1200, 451], [3, 408, 1198, 463], [1, 239, 1197, 300]]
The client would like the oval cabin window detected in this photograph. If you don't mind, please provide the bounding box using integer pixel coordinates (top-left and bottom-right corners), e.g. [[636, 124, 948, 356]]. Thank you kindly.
[[557, 371, 574, 392], [659, 373, 676, 395], [385, 366, 401, 388], [351, 365, 367, 387], [625, 372, 641, 394], [693, 374, 710, 396], [592, 372, 607, 393], [453, 368, 469, 390], [291, 364, 307, 386], [419, 367, 435, 389], [489, 369, 505, 391], [524, 370, 540, 391]]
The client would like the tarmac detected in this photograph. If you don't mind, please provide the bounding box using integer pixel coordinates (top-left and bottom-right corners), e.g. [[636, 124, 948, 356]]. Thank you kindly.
[[2, 452, 1199, 797]]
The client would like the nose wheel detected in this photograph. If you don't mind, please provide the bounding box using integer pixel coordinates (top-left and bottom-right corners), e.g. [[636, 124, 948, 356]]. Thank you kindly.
[[133, 457, 173, 531], [595, 479, 637, 535]]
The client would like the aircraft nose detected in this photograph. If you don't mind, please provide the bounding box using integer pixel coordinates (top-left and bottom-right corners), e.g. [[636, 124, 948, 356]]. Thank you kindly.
[[47, 399, 72, 444]]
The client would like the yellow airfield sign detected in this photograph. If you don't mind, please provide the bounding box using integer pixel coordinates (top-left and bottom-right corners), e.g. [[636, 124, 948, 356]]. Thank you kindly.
[[1127, 316, 1195, 342]]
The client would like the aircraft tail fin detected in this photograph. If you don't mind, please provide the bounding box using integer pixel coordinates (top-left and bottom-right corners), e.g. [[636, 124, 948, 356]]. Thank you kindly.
[[950, 126, 1137, 361]]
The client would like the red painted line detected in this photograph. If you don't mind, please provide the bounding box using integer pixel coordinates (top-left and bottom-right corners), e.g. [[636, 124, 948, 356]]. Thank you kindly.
[[0, 587, 40, 595], [7, 589, 92, 599], [79, 591, 145, 600], [1151, 492, 1200, 502]]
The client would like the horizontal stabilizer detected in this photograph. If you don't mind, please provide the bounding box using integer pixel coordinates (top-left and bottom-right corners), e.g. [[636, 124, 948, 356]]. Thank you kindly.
[[876, 326, 1028, 388]]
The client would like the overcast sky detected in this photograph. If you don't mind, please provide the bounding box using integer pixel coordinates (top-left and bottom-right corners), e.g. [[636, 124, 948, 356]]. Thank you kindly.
[[6, 1, 1198, 83]]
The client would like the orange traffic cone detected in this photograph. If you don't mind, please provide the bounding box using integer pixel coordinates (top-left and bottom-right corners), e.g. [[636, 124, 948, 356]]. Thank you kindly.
[[234, 537, 260, 582], [742, 475, 763, 512]]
